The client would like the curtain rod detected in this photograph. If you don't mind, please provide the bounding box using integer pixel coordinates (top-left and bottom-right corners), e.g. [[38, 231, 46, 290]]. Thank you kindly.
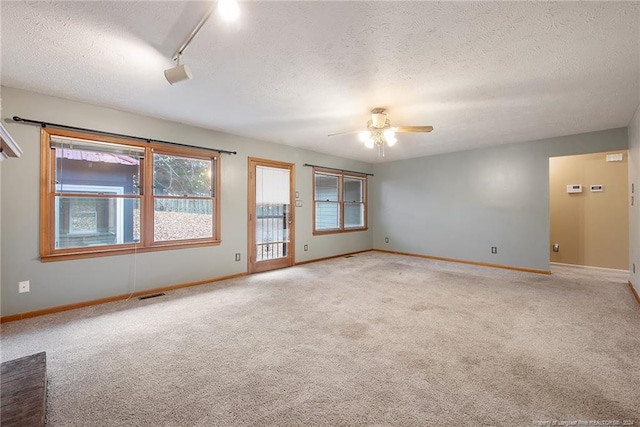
[[303, 163, 373, 177], [11, 116, 237, 155]]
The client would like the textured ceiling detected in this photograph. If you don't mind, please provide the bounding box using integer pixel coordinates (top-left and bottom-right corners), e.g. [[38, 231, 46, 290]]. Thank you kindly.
[[1, 1, 639, 163]]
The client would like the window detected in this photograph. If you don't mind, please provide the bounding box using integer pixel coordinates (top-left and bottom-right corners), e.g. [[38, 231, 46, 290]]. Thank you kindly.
[[40, 128, 220, 261], [313, 169, 367, 234], [152, 152, 214, 242]]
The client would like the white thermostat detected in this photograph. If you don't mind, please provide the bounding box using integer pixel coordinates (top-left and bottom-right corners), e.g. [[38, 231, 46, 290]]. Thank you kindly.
[[566, 184, 582, 193], [590, 185, 603, 192]]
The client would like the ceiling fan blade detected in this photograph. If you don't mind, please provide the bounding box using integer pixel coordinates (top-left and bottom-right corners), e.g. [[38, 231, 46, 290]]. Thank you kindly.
[[328, 130, 362, 137], [394, 126, 434, 133]]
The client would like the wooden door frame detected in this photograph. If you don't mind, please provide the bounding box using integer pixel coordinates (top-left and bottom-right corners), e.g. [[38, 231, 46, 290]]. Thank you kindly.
[[248, 157, 295, 274]]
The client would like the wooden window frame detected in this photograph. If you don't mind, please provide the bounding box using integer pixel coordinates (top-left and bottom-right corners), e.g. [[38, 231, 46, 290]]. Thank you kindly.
[[312, 168, 367, 235], [40, 128, 221, 262]]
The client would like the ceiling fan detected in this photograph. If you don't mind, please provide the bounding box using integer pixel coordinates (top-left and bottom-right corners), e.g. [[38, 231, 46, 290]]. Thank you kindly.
[[329, 108, 433, 157]]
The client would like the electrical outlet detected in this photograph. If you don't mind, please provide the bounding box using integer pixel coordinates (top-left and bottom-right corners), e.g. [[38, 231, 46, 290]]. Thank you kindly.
[[19, 280, 30, 293], [634, 263, 636, 274], [235, 253, 241, 262], [385, 237, 389, 243], [304, 244, 308, 251], [491, 247, 497, 254]]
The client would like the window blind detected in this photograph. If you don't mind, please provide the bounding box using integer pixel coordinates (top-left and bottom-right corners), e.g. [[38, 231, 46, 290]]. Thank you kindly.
[[50, 136, 145, 158]]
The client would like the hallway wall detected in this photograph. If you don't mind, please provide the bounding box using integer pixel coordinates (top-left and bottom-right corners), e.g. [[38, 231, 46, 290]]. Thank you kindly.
[[549, 151, 629, 270]]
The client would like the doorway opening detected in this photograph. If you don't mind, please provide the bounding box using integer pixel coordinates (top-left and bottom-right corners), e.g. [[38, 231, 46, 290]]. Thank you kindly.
[[549, 150, 628, 270]]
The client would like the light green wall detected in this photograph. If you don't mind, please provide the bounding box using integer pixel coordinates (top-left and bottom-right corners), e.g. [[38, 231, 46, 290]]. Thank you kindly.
[[0, 87, 373, 316], [629, 103, 640, 293], [371, 128, 629, 272]]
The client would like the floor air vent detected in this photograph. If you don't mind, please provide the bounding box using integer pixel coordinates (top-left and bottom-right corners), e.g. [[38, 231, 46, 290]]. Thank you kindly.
[[139, 293, 166, 300]]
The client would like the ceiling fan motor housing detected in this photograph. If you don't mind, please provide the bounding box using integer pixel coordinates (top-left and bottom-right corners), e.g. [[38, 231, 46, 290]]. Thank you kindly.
[[371, 112, 387, 128]]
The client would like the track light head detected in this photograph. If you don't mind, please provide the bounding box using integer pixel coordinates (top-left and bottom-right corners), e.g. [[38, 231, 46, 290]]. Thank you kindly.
[[166, 0, 242, 85], [164, 63, 193, 85]]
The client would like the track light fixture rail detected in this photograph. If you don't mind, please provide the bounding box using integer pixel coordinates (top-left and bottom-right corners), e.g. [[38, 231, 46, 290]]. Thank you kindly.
[[164, 0, 241, 85], [171, 4, 217, 62]]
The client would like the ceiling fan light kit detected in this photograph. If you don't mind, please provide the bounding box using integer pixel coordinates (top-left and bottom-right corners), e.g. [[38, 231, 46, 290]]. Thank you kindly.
[[358, 131, 371, 142], [364, 128, 394, 157], [329, 108, 433, 157], [383, 128, 396, 141]]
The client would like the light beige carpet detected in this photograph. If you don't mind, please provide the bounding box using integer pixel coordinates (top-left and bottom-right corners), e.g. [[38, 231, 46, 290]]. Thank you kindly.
[[1, 251, 639, 426]]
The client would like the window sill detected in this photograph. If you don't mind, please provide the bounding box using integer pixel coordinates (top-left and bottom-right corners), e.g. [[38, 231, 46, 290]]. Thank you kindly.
[[313, 228, 368, 236], [40, 240, 221, 262]]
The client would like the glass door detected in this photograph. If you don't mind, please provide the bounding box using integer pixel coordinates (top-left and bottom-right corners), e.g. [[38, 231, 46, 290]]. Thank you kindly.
[[248, 158, 294, 273]]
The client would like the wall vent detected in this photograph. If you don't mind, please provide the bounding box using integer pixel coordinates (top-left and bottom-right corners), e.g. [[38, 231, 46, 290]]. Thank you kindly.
[[139, 293, 166, 300], [606, 153, 623, 162]]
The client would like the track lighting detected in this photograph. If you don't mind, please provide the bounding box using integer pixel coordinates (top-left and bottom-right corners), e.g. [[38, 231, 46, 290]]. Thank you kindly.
[[218, 0, 240, 22], [165, 0, 240, 85], [164, 55, 193, 85]]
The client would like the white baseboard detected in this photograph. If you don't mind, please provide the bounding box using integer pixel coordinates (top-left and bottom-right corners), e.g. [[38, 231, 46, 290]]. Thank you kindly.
[[550, 262, 628, 274]]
